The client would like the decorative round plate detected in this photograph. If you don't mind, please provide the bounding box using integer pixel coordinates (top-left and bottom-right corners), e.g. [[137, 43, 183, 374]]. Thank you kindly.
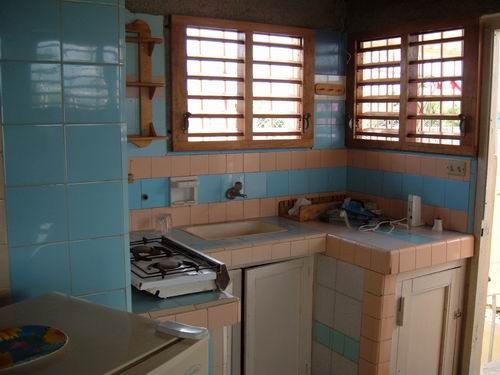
[[0, 325, 67, 370]]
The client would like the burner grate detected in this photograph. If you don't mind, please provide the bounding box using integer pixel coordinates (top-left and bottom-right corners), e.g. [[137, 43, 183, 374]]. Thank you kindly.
[[130, 236, 217, 280]]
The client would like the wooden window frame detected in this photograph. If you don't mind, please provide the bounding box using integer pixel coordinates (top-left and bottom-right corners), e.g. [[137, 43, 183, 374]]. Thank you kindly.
[[171, 15, 315, 152], [346, 18, 480, 156]]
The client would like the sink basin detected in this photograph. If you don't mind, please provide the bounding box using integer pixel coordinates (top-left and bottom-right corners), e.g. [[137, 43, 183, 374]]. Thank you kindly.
[[183, 220, 287, 241]]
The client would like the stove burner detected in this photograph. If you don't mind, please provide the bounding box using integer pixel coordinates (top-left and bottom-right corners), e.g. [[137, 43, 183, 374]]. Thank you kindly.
[[148, 258, 182, 272], [131, 245, 173, 261]]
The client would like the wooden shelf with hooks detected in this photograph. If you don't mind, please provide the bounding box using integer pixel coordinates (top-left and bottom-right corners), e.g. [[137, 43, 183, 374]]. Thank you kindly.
[[126, 19, 167, 148]]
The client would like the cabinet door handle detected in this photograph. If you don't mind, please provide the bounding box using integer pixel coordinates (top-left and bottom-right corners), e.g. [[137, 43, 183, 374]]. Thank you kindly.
[[396, 297, 405, 326], [142, 194, 149, 201]]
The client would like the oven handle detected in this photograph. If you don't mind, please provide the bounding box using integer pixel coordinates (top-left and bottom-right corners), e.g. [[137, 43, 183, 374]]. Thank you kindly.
[[156, 320, 209, 340]]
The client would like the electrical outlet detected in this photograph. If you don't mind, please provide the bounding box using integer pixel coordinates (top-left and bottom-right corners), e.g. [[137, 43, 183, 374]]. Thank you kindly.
[[446, 160, 467, 177]]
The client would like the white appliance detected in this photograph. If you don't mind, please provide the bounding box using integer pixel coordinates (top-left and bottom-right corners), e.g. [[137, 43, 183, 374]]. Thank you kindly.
[[0, 293, 209, 375], [407, 194, 424, 227], [130, 236, 230, 298]]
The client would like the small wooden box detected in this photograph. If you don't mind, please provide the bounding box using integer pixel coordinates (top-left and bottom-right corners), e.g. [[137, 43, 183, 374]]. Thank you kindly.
[[278, 194, 346, 222]]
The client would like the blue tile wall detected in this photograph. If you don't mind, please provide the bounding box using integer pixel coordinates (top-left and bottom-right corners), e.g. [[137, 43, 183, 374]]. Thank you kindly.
[[128, 181, 141, 209], [66, 124, 125, 182], [267, 171, 290, 197], [422, 176, 446, 207], [308, 169, 330, 193], [313, 320, 359, 364], [67, 182, 125, 240], [62, 2, 119, 64], [1, 0, 129, 310], [9, 243, 71, 300], [0, 0, 61, 61], [315, 31, 346, 76], [4, 125, 65, 186], [198, 175, 223, 203], [445, 179, 470, 212], [244, 173, 267, 199], [345, 166, 473, 219], [0, 62, 63, 124], [289, 170, 309, 195], [402, 174, 423, 198], [141, 178, 170, 208], [70, 236, 126, 295], [64, 64, 121, 123], [6, 185, 67, 247], [329, 167, 347, 192], [382, 172, 403, 200], [129, 167, 348, 209]]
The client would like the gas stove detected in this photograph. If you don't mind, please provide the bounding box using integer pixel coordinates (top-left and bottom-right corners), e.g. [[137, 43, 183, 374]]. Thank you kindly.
[[130, 236, 230, 298]]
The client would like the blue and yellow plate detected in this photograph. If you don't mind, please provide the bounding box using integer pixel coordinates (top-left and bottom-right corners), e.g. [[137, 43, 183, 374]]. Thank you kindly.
[[0, 325, 67, 370]]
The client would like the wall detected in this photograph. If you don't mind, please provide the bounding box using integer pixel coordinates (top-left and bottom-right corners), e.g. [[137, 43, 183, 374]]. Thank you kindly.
[[312, 254, 363, 374], [347, 149, 476, 233], [126, 0, 346, 30], [0, 0, 130, 310], [126, 12, 349, 230], [346, 0, 500, 33]]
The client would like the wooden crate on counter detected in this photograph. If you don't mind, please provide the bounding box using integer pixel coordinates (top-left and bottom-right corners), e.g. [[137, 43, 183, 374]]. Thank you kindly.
[[278, 194, 346, 222]]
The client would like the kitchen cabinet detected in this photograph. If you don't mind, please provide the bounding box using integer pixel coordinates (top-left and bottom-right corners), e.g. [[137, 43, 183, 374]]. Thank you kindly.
[[244, 257, 314, 375], [392, 265, 465, 375]]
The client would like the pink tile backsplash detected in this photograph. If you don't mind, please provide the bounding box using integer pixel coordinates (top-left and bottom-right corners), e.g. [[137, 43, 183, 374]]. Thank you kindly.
[[209, 154, 227, 174], [226, 153, 243, 173], [190, 204, 209, 225], [130, 209, 152, 231], [171, 155, 191, 177], [259, 197, 277, 217], [260, 152, 276, 172], [130, 157, 151, 179], [190, 155, 209, 175], [243, 153, 260, 172], [243, 199, 260, 219], [404, 155, 421, 175], [276, 151, 291, 170], [306, 150, 322, 169], [209, 203, 227, 223], [151, 156, 172, 178], [290, 151, 306, 169]]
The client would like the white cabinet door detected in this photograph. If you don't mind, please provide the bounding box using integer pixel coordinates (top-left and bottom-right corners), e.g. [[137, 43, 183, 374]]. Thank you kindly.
[[244, 257, 313, 375], [394, 266, 465, 375]]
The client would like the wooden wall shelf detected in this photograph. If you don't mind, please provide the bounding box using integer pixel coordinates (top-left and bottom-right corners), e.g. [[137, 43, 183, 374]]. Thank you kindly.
[[126, 81, 165, 99], [126, 19, 166, 148], [125, 36, 162, 55], [128, 135, 169, 148]]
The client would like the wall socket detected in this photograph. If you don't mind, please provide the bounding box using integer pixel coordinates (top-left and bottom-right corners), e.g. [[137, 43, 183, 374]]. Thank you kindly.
[[446, 160, 467, 176]]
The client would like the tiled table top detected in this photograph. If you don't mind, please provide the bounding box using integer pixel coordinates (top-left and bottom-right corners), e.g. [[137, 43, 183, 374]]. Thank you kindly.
[[132, 288, 237, 317], [300, 220, 470, 251]]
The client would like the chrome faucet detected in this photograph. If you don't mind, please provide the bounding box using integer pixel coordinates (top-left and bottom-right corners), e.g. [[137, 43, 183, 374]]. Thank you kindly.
[[225, 181, 247, 200]]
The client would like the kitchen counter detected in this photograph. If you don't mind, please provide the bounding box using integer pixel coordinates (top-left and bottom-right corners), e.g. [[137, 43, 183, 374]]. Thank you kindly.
[[130, 216, 473, 317], [132, 289, 240, 329], [162, 216, 473, 275]]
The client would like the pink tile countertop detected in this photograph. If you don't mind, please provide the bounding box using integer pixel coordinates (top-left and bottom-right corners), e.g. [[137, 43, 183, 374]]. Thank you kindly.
[[300, 220, 474, 274], [132, 217, 473, 278]]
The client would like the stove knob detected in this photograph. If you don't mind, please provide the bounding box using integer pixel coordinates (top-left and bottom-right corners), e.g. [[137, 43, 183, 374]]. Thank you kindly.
[[142, 193, 149, 201]]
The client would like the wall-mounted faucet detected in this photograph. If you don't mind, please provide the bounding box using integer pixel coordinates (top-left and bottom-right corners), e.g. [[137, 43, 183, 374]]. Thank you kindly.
[[225, 181, 247, 200]]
